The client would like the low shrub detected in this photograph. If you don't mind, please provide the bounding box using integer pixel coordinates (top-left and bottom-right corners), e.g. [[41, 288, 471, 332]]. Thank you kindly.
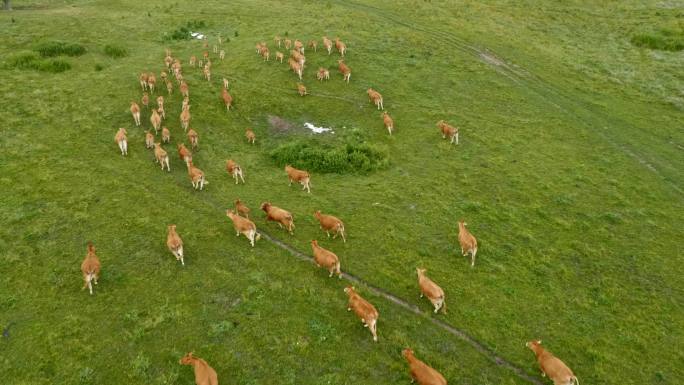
[[35, 41, 86, 57], [269, 141, 389, 174], [7, 53, 71, 73], [103, 44, 128, 58], [631, 28, 684, 51], [163, 20, 207, 41]]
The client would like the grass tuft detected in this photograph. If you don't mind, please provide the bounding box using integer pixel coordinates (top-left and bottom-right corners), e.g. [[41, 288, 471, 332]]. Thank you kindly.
[[35, 41, 86, 57], [103, 44, 128, 58], [7, 52, 71, 72], [631, 28, 684, 51]]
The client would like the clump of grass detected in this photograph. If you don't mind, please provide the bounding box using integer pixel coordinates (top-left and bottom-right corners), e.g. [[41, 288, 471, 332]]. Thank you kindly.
[[35, 41, 86, 57], [270, 141, 389, 174], [7, 52, 71, 73], [631, 28, 684, 51], [103, 44, 128, 58], [94, 63, 104, 71]]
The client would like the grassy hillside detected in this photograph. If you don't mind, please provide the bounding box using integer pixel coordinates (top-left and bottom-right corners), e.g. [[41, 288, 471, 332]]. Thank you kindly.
[[1, 1, 682, 384]]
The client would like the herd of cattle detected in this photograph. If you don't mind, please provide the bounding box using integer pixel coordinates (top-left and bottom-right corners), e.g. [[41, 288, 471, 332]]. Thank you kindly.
[[92, 34, 580, 385]]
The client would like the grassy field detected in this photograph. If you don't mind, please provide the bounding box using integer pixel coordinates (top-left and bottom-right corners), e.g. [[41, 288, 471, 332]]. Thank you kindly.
[[1, 1, 682, 384]]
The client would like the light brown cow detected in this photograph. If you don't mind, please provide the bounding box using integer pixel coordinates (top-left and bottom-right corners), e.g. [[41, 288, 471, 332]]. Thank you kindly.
[[382, 111, 394, 135], [221, 88, 233, 111], [274, 35, 282, 47], [323, 36, 333, 55], [255, 42, 263, 54], [179, 352, 218, 385], [367, 88, 383, 110], [526, 340, 579, 385], [180, 105, 191, 132], [260, 46, 270, 61], [226, 209, 260, 247], [190, 55, 197, 67], [437, 120, 459, 145], [160, 70, 168, 84], [166, 224, 184, 266], [156, 95, 165, 119], [180, 81, 189, 98], [308, 39, 318, 52], [81, 242, 101, 295], [147, 73, 157, 93], [187, 128, 199, 150], [187, 161, 207, 190], [142, 92, 150, 109], [150, 108, 162, 134], [235, 198, 250, 218], [284, 38, 292, 49], [313, 210, 346, 242], [291, 50, 305, 67], [130, 101, 141, 126], [297, 83, 307, 96], [311, 240, 341, 278], [166, 80, 173, 95], [162, 127, 171, 143], [182, 96, 190, 111], [225, 159, 245, 184], [416, 268, 446, 314], [203, 66, 211, 82], [317, 67, 330, 81], [115, 128, 128, 156], [402, 348, 447, 385], [145, 131, 155, 149], [335, 37, 347, 56], [344, 286, 379, 342], [154, 143, 170, 172], [285, 165, 311, 193], [177, 143, 192, 166], [219, 49, 225, 60], [457, 220, 478, 267], [338, 60, 351, 83], [222, 77, 229, 89], [275, 51, 284, 63], [139, 72, 149, 91], [294, 39, 304, 53], [260, 202, 295, 234], [245, 128, 256, 144]]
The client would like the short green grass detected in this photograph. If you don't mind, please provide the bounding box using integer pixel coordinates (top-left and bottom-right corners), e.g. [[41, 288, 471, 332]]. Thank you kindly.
[[1, 1, 682, 384]]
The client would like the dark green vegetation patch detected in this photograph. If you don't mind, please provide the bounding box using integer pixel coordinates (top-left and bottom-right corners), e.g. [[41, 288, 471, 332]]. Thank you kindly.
[[270, 141, 389, 174], [103, 44, 128, 58], [631, 28, 684, 51], [7, 52, 71, 73], [163, 20, 208, 41], [35, 41, 86, 57]]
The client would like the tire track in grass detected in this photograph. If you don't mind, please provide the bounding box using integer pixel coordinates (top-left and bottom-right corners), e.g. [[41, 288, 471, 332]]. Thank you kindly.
[[332, 0, 683, 195]]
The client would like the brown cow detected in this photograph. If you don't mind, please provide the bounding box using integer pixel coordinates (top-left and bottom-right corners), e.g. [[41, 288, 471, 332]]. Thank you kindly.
[[323, 36, 333, 55], [335, 37, 347, 56], [130, 101, 141, 126], [139, 72, 149, 91], [141, 92, 150, 109], [166, 80, 173, 95], [156, 95, 165, 119], [338, 60, 351, 83], [245, 128, 256, 144], [260, 202, 295, 234], [275, 51, 284, 63], [308, 39, 318, 52], [234, 198, 250, 218], [115, 128, 128, 156], [457, 220, 478, 267], [177, 143, 192, 166], [162, 127, 171, 143], [187, 128, 199, 150], [147, 73, 157, 93], [285, 165, 311, 193], [221, 88, 233, 111], [145, 131, 155, 149], [81, 242, 101, 295], [382, 111, 394, 135], [367, 88, 383, 110], [402, 348, 447, 385], [313, 211, 346, 242], [344, 286, 378, 342], [226, 209, 260, 247], [416, 268, 446, 314], [437, 120, 459, 145], [225, 159, 245, 184], [311, 240, 341, 278], [526, 340, 579, 385], [166, 224, 184, 266], [187, 161, 207, 190], [150, 108, 162, 134], [297, 83, 307, 96], [179, 352, 218, 385], [180, 105, 191, 132], [317, 67, 330, 81], [154, 143, 170, 172]]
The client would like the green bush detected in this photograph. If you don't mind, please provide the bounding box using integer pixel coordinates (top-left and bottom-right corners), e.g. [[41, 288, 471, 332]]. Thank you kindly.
[[35, 41, 86, 57], [269, 141, 389, 174], [163, 20, 207, 41], [7, 53, 71, 73], [631, 29, 684, 51], [103, 44, 128, 58]]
